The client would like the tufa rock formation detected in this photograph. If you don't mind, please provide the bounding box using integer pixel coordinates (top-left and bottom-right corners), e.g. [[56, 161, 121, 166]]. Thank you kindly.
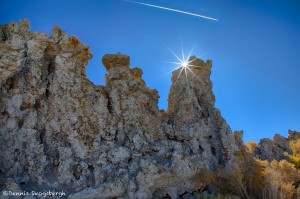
[[252, 130, 300, 161], [0, 20, 237, 198]]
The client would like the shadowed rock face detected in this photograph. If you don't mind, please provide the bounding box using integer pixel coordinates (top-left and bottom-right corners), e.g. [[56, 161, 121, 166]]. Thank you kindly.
[[0, 20, 237, 199]]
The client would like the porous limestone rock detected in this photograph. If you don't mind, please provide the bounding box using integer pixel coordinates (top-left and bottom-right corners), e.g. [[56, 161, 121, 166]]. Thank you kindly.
[[167, 57, 235, 167], [252, 130, 300, 161], [0, 20, 237, 199]]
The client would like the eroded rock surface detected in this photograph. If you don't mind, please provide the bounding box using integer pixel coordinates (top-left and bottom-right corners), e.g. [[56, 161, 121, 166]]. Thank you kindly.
[[252, 130, 300, 161], [0, 20, 237, 199]]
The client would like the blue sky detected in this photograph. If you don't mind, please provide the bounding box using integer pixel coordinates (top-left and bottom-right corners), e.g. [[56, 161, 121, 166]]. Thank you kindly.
[[1, 0, 300, 142]]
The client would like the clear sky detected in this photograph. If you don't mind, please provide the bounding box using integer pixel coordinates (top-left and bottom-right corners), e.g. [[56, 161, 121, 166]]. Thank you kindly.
[[1, 0, 299, 142]]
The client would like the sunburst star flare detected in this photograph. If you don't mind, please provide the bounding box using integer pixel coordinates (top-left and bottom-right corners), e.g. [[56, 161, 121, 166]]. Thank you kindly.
[[164, 45, 199, 83]]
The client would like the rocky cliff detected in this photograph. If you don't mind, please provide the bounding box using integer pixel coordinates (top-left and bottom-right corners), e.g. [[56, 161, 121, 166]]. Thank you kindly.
[[0, 20, 237, 198]]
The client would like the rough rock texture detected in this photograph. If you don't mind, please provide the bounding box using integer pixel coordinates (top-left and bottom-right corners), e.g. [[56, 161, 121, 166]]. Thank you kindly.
[[252, 130, 300, 161], [233, 130, 246, 150], [0, 20, 237, 199]]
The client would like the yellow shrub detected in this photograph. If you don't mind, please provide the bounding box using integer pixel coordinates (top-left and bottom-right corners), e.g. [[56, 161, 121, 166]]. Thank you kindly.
[[207, 139, 300, 199], [215, 149, 267, 199], [284, 139, 300, 169], [263, 159, 300, 199], [246, 141, 257, 153]]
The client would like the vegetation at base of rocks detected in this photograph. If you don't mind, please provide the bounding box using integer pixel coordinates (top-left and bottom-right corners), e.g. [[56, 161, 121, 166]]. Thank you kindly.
[[284, 139, 300, 169], [215, 149, 266, 199], [246, 141, 257, 153], [195, 193, 240, 199], [198, 139, 300, 199]]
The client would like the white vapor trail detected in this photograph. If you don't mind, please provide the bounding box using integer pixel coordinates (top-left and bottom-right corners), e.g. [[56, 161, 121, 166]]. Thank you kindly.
[[124, 0, 219, 21]]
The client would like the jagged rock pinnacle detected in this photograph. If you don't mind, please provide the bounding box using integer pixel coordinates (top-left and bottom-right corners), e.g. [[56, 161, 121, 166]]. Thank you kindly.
[[102, 53, 130, 71]]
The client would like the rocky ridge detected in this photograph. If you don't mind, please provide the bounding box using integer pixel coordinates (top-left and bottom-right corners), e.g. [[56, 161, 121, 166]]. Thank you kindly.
[[252, 130, 300, 161], [0, 20, 242, 199]]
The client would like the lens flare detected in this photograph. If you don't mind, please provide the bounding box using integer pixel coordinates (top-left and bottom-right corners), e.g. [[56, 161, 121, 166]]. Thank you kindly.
[[163, 42, 198, 82], [182, 61, 188, 68]]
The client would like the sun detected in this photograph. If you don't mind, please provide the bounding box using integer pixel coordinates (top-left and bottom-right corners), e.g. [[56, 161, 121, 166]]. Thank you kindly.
[[163, 42, 198, 81], [181, 61, 188, 68]]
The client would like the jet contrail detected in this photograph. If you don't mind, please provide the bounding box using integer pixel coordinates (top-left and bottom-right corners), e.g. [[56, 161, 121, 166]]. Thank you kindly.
[[124, 0, 219, 21]]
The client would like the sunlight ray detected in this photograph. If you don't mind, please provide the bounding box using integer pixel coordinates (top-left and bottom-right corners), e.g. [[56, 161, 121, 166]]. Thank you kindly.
[[165, 45, 184, 63], [186, 66, 196, 76], [181, 39, 185, 62], [160, 60, 183, 65], [187, 40, 198, 60], [184, 67, 188, 83], [176, 67, 185, 81]]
